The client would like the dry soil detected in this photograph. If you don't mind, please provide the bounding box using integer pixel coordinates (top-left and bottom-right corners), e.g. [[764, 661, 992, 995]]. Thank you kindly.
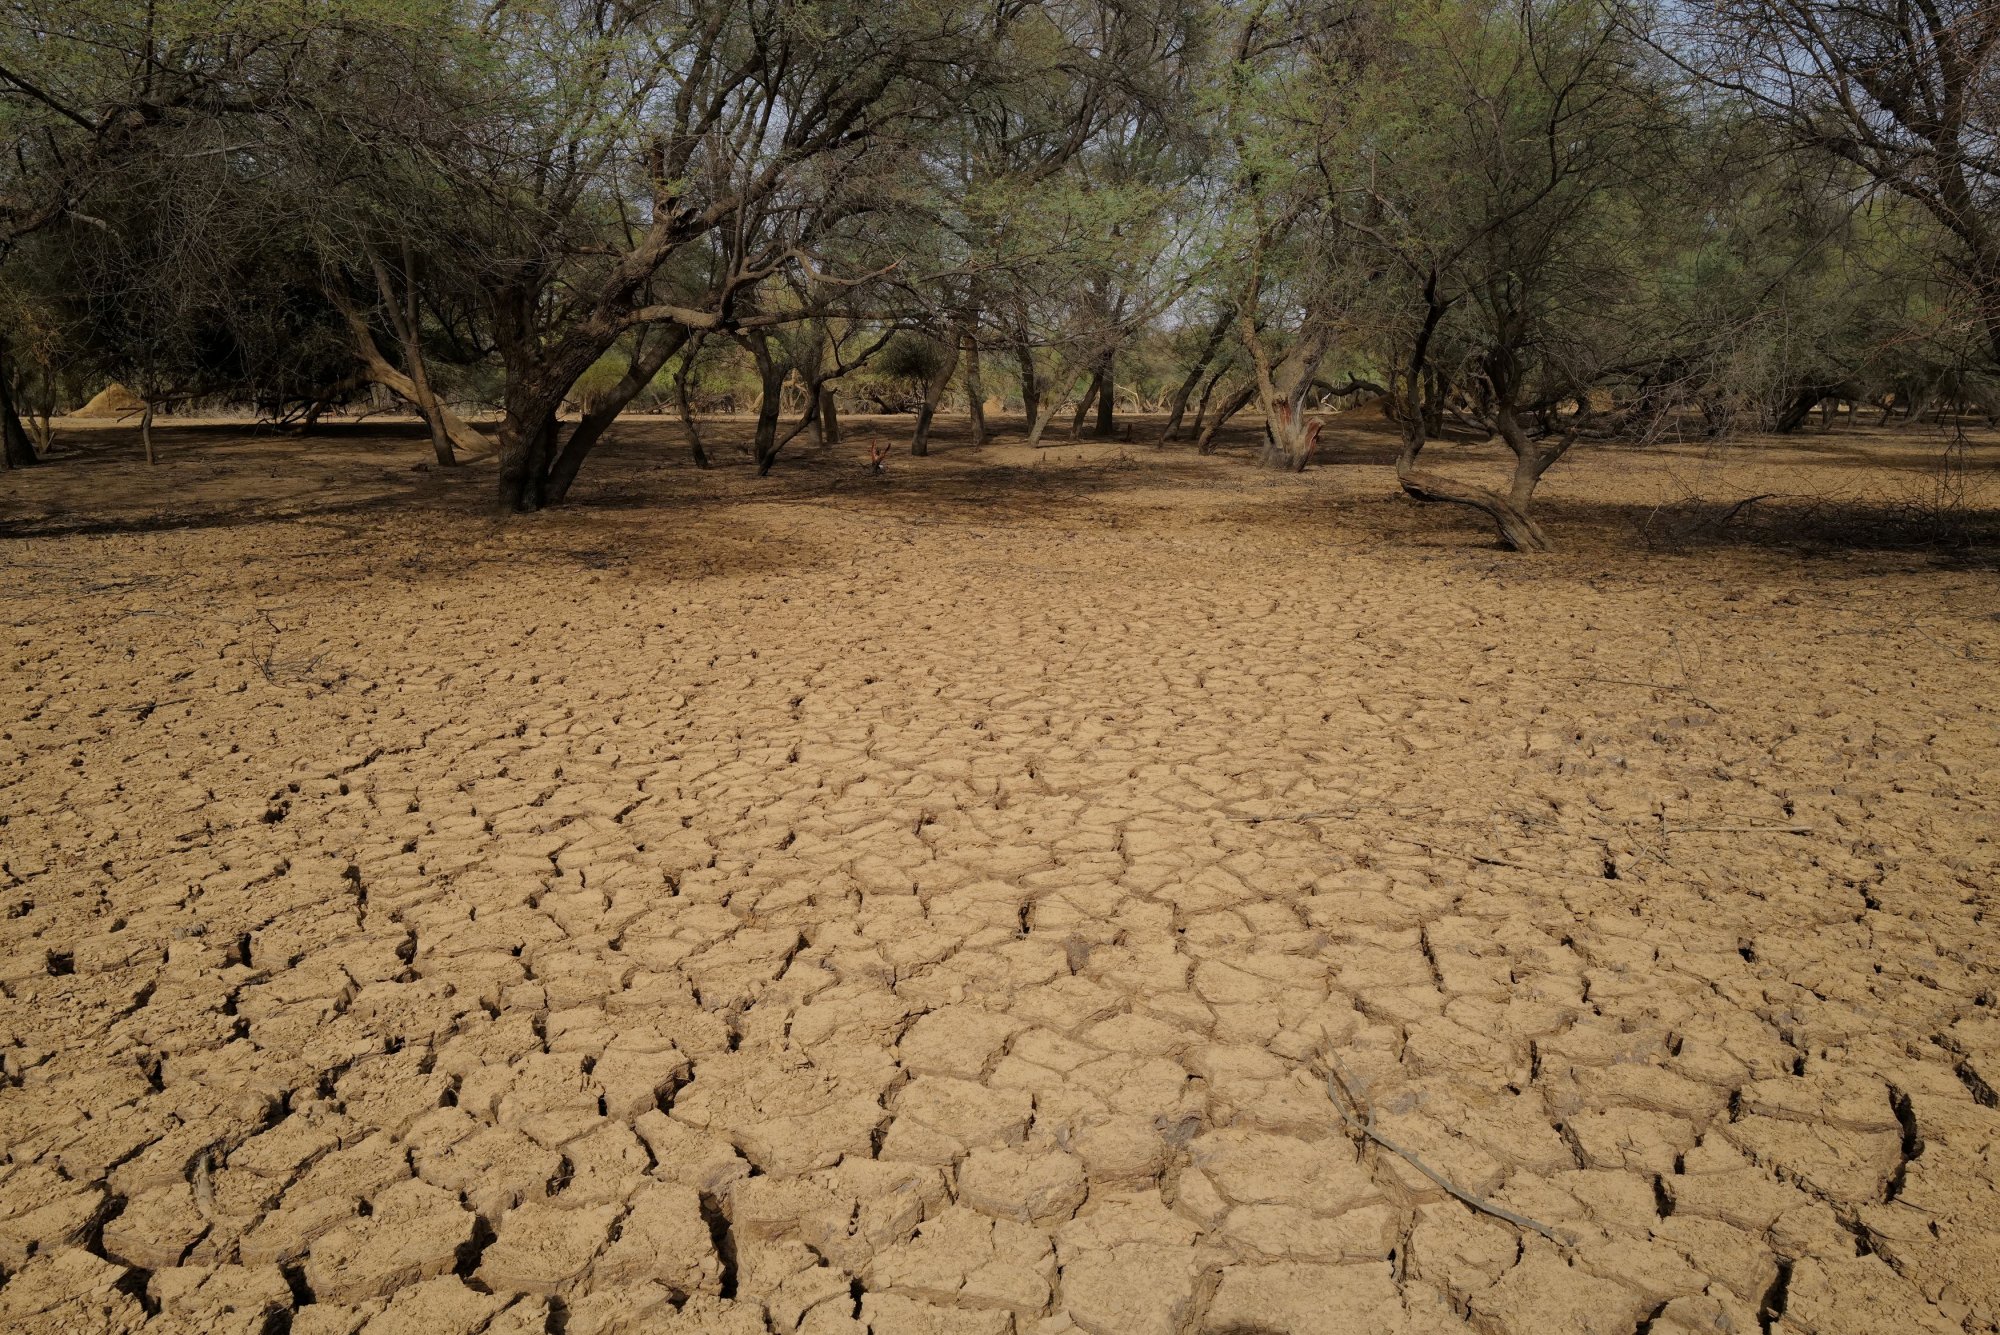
[[2, 412, 1997, 1335]]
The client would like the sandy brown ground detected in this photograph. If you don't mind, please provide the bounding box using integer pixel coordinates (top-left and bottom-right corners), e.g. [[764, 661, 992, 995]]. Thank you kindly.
[[2, 410, 1998, 1335]]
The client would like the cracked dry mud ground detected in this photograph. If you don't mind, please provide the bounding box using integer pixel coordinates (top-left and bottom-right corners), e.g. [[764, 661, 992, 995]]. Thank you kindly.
[[2, 417, 1998, 1335]]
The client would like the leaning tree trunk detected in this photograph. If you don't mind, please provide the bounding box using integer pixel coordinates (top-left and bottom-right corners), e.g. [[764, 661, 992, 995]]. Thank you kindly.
[[1393, 323, 1555, 553], [1023, 395, 1064, 448], [1187, 365, 1227, 441], [369, 247, 456, 467], [1069, 367, 1104, 439], [331, 287, 495, 464], [544, 326, 691, 505], [1161, 311, 1233, 442], [1773, 386, 1832, 433], [910, 338, 962, 457], [1196, 382, 1257, 455]]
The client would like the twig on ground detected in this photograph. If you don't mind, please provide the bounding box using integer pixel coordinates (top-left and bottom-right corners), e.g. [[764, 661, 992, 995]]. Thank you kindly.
[[1385, 837, 1582, 878], [1231, 809, 1355, 824], [1564, 676, 1718, 712], [1666, 824, 1813, 836], [1325, 1055, 1574, 1247]]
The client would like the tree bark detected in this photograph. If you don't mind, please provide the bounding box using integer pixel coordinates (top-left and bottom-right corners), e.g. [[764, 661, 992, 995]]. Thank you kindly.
[[910, 337, 961, 457], [673, 332, 711, 469], [746, 334, 788, 472], [1239, 310, 1331, 470], [1188, 364, 1227, 440], [141, 401, 156, 466], [369, 246, 456, 467]]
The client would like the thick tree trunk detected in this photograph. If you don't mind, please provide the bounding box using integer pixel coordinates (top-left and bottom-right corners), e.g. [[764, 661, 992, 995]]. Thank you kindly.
[[1774, 386, 1832, 433], [1196, 382, 1257, 455], [910, 338, 961, 457], [1239, 311, 1331, 470], [750, 344, 786, 472]]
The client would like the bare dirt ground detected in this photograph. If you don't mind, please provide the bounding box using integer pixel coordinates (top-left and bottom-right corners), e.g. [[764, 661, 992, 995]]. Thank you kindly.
[[2, 410, 1998, 1335]]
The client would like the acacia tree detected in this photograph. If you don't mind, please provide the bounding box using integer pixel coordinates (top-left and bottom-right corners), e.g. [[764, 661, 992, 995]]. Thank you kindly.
[[0, 0, 384, 463], [1676, 0, 2000, 372], [1311, 0, 1679, 549]]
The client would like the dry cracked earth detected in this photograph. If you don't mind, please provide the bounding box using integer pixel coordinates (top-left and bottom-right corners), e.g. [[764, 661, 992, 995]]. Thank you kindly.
[[2, 415, 1998, 1335]]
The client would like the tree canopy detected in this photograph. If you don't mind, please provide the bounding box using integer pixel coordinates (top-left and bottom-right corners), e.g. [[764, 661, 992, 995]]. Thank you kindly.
[[3, 0, 1994, 542]]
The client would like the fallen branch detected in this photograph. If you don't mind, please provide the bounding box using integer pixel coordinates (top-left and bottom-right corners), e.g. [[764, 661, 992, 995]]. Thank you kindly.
[[1325, 1056, 1574, 1246]]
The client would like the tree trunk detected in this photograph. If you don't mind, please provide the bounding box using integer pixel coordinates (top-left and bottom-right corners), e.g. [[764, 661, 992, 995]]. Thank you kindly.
[[331, 285, 494, 464], [910, 337, 961, 457], [1095, 351, 1115, 438], [1024, 396, 1063, 448], [0, 354, 38, 469], [371, 246, 456, 467], [1014, 343, 1040, 430], [1188, 364, 1227, 440], [141, 401, 156, 466], [1774, 386, 1831, 433], [1392, 295, 1553, 553], [964, 336, 988, 445], [1069, 367, 1104, 439], [1161, 310, 1233, 442], [675, 333, 711, 468], [819, 386, 840, 447], [749, 337, 787, 472], [1196, 382, 1257, 455], [544, 326, 691, 505], [1237, 306, 1331, 470]]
